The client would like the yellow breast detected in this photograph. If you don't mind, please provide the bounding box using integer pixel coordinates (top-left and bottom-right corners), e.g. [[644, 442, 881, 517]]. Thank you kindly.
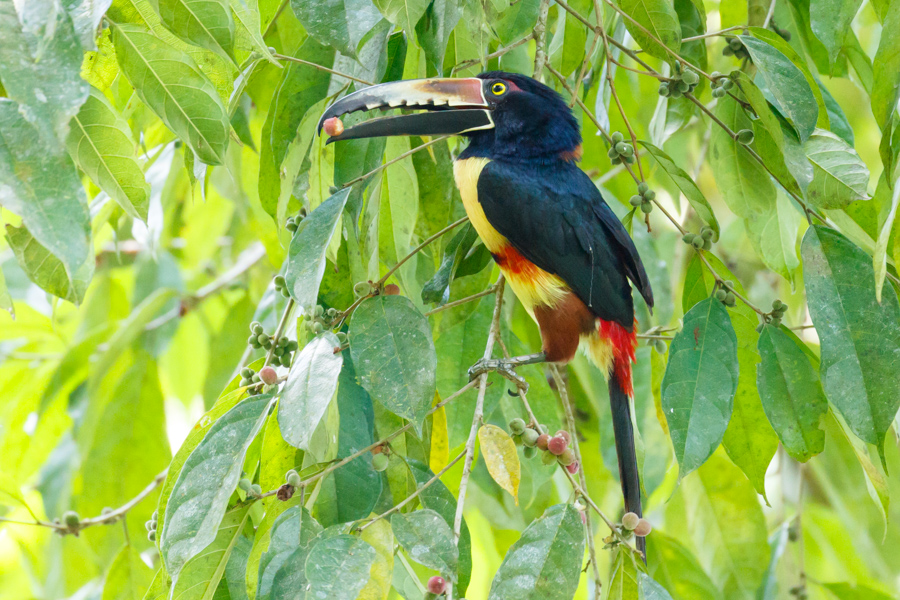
[[453, 157, 508, 253]]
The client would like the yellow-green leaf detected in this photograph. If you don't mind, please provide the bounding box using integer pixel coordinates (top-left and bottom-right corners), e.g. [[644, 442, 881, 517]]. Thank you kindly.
[[478, 424, 520, 503], [429, 392, 449, 474]]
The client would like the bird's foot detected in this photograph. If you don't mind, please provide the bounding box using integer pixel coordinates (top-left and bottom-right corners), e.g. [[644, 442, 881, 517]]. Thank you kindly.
[[468, 358, 529, 393]]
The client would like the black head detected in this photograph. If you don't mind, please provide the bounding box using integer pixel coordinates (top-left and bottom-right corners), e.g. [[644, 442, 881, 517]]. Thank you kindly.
[[317, 71, 582, 162]]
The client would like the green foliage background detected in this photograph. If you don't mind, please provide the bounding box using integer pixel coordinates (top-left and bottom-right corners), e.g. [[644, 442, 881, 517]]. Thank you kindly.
[[2, 0, 900, 598]]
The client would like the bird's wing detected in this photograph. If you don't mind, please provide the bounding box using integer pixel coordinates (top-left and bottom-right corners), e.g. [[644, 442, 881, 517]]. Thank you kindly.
[[476, 160, 653, 328]]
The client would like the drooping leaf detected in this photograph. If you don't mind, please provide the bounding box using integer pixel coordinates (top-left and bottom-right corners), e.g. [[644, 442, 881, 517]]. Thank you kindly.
[[349, 295, 437, 430], [756, 325, 827, 462], [357, 517, 394, 600], [870, 0, 900, 128], [160, 393, 274, 579], [477, 424, 520, 504], [5, 225, 91, 304], [67, 87, 150, 221], [373, 0, 429, 35], [801, 226, 900, 463], [803, 129, 870, 209], [0, 1, 89, 142], [285, 189, 351, 314], [257, 507, 323, 600], [809, 0, 862, 67], [391, 509, 459, 580], [279, 333, 343, 449], [157, 0, 235, 63], [606, 548, 639, 600], [743, 192, 801, 285], [640, 141, 718, 234], [487, 504, 585, 600], [407, 460, 472, 595], [230, 0, 277, 64], [111, 23, 230, 165], [291, 0, 384, 56], [170, 504, 252, 600], [647, 533, 723, 600], [616, 0, 681, 62], [303, 535, 377, 600], [101, 545, 155, 600], [416, 0, 460, 73]]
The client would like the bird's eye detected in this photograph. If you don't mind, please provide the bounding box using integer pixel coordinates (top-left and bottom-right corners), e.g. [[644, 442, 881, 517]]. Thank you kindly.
[[491, 81, 507, 96]]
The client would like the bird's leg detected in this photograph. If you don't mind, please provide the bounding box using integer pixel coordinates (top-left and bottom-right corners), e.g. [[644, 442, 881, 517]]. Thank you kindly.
[[467, 352, 547, 392]]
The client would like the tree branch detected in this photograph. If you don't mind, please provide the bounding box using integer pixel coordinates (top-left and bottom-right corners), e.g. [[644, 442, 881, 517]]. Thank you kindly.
[[532, 0, 551, 79]]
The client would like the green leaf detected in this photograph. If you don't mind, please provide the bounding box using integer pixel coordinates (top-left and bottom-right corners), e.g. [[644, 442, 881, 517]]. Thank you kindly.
[[0, 1, 88, 142], [391, 509, 458, 580], [279, 333, 343, 449], [157, 0, 235, 63], [803, 129, 870, 209], [616, 0, 681, 62], [638, 573, 675, 600], [356, 517, 393, 600], [487, 503, 585, 600], [662, 297, 738, 478], [743, 191, 801, 284], [142, 568, 170, 600], [756, 325, 827, 462], [291, 0, 383, 56], [681, 453, 769, 600], [870, 0, 900, 128], [875, 180, 900, 302], [606, 548, 639, 600], [422, 224, 480, 305], [349, 295, 437, 430], [373, 0, 429, 34], [810, 0, 862, 67], [160, 393, 274, 579], [640, 141, 718, 234], [415, 0, 460, 73], [111, 23, 230, 165], [0, 472, 37, 520], [285, 189, 350, 313], [407, 460, 472, 595], [647, 533, 723, 600], [801, 226, 900, 463], [494, 0, 541, 45], [0, 100, 93, 303], [548, 4, 588, 77], [822, 583, 897, 600], [170, 504, 252, 600], [67, 87, 150, 221], [737, 34, 818, 142], [257, 507, 323, 600], [230, 0, 278, 64], [102, 545, 155, 600], [0, 266, 11, 319], [258, 37, 333, 219], [709, 95, 774, 219], [303, 535, 377, 600]]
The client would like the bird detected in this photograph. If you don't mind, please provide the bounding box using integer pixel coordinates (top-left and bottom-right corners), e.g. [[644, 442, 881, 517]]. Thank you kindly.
[[318, 71, 654, 557]]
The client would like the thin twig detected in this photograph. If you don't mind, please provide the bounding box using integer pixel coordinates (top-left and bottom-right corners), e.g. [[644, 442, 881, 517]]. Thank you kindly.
[[424, 284, 499, 317], [453, 33, 535, 73], [377, 217, 470, 287], [264, 298, 296, 368], [532, 0, 551, 79], [340, 136, 451, 190], [357, 449, 467, 531], [448, 276, 506, 600], [762, 0, 777, 29], [682, 25, 746, 42], [272, 54, 374, 86]]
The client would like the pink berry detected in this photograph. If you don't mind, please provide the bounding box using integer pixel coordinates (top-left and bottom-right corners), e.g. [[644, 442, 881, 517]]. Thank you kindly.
[[555, 430, 571, 444], [323, 116, 344, 136], [548, 435, 568, 455], [536, 433, 550, 451], [580, 511, 587, 525], [565, 460, 579, 474], [633, 518, 652, 537], [259, 366, 279, 385], [427, 575, 446, 594]]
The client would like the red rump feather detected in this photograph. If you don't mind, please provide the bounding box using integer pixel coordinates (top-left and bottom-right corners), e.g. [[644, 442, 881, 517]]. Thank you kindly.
[[599, 319, 637, 397]]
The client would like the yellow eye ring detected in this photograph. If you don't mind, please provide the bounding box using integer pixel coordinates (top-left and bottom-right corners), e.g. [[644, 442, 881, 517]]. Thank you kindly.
[[491, 82, 507, 95]]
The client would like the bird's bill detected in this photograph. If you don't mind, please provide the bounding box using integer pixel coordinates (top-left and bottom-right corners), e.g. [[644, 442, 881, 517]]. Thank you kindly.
[[317, 78, 494, 143]]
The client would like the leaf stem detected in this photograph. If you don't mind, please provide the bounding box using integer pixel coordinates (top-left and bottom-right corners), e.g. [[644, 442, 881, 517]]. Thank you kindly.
[[453, 33, 535, 73], [272, 54, 374, 86], [340, 136, 451, 190], [377, 216, 470, 287], [424, 284, 499, 317]]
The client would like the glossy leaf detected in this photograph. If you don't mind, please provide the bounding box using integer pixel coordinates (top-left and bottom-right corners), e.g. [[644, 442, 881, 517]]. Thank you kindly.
[[112, 23, 230, 165], [616, 0, 681, 62], [801, 226, 900, 462], [304, 535, 377, 600], [291, 0, 383, 56], [803, 129, 870, 209], [67, 87, 150, 222], [160, 393, 273, 578], [349, 295, 437, 429], [662, 297, 738, 478], [170, 504, 252, 600], [487, 504, 585, 600], [279, 333, 343, 449], [756, 325, 827, 462], [640, 141, 718, 234], [157, 0, 235, 62], [391, 509, 459, 580], [477, 424, 521, 504], [285, 189, 350, 314], [0, 1, 88, 142], [0, 100, 93, 304]]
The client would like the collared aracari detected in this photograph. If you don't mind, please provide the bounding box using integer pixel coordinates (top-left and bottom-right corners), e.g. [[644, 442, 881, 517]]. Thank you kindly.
[[318, 72, 654, 556]]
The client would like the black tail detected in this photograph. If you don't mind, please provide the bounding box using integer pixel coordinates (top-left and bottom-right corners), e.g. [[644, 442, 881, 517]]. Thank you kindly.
[[609, 374, 645, 560]]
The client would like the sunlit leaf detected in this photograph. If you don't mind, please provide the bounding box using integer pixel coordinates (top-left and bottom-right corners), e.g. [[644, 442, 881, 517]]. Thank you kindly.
[[279, 333, 343, 449], [101, 545, 155, 600], [616, 0, 681, 62], [803, 130, 870, 209], [477, 424, 520, 504], [357, 517, 394, 600], [373, 0, 429, 35], [157, 0, 235, 63], [870, 0, 900, 128], [304, 535, 377, 600], [606, 548, 639, 600], [392, 509, 459, 580], [647, 533, 723, 600], [291, 0, 383, 56]]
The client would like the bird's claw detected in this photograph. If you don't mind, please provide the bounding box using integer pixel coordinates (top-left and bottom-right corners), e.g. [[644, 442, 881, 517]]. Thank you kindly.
[[467, 358, 529, 393]]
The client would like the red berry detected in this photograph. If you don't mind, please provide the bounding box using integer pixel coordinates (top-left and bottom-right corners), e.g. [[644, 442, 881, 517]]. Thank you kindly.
[[555, 430, 571, 444], [565, 460, 579, 474], [427, 575, 446, 594], [536, 433, 550, 451], [259, 366, 278, 385], [383, 283, 401, 295], [548, 435, 568, 455], [581, 511, 587, 525], [323, 117, 344, 136]]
